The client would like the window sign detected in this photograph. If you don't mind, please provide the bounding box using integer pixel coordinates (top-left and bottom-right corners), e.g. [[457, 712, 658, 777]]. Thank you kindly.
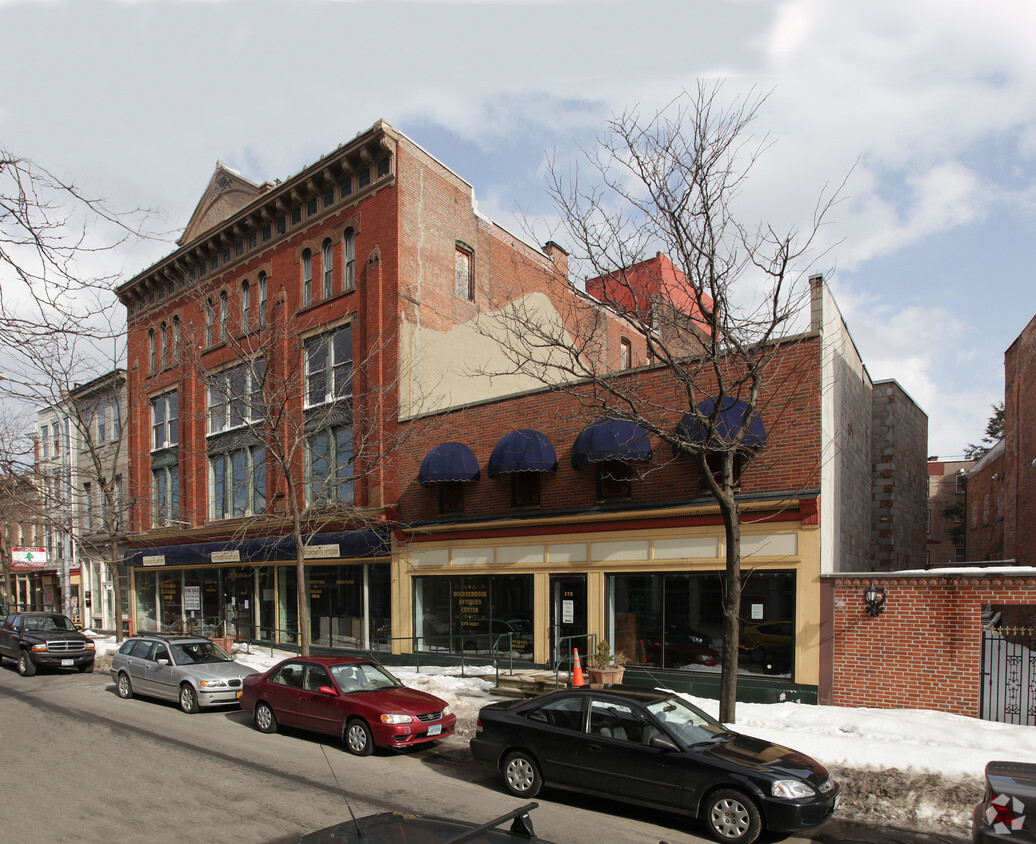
[[562, 599, 574, 625], [184, 586, 201, 612]]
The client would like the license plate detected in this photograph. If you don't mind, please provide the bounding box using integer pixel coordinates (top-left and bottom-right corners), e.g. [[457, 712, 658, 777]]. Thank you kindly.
[[61, 659, 74, 667], [427, 724, 442, 736]]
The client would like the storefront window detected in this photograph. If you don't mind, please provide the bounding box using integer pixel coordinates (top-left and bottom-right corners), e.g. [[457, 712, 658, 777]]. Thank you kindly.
[[414, 574, 533, 660], [608, 570, 795, 677], [135, 569, 158, 632]]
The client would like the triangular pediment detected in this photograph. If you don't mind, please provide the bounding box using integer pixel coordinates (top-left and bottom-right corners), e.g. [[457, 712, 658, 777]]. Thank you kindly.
[[178, 162, 269, 247]]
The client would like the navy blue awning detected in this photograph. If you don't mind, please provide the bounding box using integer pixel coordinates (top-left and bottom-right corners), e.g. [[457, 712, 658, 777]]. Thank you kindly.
[[488, 429, 558, 477], [676, 398, 767, 449], [418, 442, 481, 486], [125, 528, 389, 568], [571, 418, 652, 467]]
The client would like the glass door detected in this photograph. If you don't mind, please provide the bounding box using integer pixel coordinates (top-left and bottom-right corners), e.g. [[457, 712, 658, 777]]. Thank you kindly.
[[550, 574, 587, 669]]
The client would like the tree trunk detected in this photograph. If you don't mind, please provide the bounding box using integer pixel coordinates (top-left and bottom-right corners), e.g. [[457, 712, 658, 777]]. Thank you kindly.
[[296, 544, 311, 656], [718, 476, 742, 724]]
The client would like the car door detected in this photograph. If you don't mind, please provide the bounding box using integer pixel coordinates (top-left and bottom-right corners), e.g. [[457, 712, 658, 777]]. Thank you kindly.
[[576, 697, 684, 809], [0, 615, 19, 658], [517, 693, 587, 787], [263, 661, 309, 728], [295, 663, 342, 736], [123, 639, 157, 695], [145, 641, 179, 701]]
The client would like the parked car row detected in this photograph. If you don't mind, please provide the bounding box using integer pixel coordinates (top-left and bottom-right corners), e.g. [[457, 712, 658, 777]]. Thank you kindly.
[[7, 622, 841, 844]]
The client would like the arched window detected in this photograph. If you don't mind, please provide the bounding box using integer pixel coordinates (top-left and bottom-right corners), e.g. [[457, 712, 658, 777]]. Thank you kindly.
[[258, 272, 268, 327], [343, 229, 355, 291], [219, 290, 229, 341], [301, 249, 313, 306], [205, 298, 214, 346], [148, 328, 156, 373], [172, 315, 180, 361], [322, 239, 334, 298], [241, 280, 251, 332], [159, 322, 168, 368]]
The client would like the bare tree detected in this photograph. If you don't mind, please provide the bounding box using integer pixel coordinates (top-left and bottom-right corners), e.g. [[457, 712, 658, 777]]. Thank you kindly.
[[476, 84, 839, 722]]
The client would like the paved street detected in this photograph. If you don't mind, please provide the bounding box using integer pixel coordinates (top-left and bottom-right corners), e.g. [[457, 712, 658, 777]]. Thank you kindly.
[[0, 662, 969, 844]]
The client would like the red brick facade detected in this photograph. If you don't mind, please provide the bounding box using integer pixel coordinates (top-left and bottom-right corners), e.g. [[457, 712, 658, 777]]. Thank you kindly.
[[824, 572, 1036, 716]]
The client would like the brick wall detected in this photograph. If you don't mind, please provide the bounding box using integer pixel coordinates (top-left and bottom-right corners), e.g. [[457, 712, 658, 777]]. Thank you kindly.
[[825, 572, 1036, 716]]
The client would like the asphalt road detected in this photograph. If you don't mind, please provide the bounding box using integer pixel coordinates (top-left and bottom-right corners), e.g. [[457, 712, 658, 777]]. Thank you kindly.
[[0, 661, 966, 844]]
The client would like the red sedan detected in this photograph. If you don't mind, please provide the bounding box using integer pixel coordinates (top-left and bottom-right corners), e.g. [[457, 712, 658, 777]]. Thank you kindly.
[[239, 656, 456, 755]]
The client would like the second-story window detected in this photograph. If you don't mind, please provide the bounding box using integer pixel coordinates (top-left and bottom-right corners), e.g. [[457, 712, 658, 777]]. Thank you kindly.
[[322, 239, 334, 299], [148, 329, 156, 374], [305, 326, 352, 407], [160, 322, 169, 368], [172, 315, 180, 362], [205, 298, 215, 346], [302, 249, 313, 307], [150, 392, 179, 451], [620, 338, 632, 370], [96, 404, 107, 443], [219, 290, 229, 342]]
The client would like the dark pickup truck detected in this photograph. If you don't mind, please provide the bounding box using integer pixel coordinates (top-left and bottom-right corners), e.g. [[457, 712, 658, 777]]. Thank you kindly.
[[0, 612, 95, 676]]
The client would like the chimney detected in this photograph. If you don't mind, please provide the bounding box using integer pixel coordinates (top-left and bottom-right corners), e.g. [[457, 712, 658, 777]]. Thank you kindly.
[[543, 241, 569, 281]]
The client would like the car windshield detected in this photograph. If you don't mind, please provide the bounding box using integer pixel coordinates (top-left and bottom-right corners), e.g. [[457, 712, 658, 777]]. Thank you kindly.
[[23, 615, 77, 632], [646, 696, 729, 745], [169, 641, 232, 664], [330, 662, 403, 693]]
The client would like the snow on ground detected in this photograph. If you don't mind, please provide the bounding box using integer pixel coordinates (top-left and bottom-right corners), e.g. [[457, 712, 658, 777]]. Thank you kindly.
[[91, 636, 1033, 834]]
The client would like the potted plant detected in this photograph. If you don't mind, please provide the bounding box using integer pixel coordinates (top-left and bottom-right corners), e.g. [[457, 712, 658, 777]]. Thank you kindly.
[[587, 639, 628, 685], [210, 620, 234, 656]]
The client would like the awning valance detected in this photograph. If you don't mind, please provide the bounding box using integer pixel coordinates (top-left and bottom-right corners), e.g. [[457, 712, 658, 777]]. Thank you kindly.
[[676, 398, 767, 449], [125, 528, 389, 568], [418, 442, 481, 486], [488, 429, 558, 477], [571, 417, 652, 467]]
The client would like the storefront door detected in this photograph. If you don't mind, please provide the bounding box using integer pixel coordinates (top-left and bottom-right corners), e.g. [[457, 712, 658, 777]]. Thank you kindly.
[[550, 575, 587, 668]]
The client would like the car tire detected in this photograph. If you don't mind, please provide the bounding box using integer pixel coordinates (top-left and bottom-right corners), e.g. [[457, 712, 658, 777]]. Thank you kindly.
[[17, 651, 36, 677], [703, 788, 762, 844], [78, 660, 94, 673], [116, 672, 134, 699], [179, 683, 200, 714], [501, 751, 542, 798], [344, 719, 374, 756], [254, 702, 278, 734]]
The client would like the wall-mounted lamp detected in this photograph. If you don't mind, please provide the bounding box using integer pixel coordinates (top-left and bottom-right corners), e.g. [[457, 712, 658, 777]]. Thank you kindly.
[[864, 582, 887, 617]]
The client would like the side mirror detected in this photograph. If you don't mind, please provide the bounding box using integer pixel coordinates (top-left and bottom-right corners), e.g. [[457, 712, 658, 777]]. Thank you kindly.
[[156, 656, 171, 665], [317, 685, 338, 696], [650, 735, 680, 752]]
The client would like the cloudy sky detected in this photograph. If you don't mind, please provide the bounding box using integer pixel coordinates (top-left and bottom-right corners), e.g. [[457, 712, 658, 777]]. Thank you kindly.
[[2, 0, 1032, 457]]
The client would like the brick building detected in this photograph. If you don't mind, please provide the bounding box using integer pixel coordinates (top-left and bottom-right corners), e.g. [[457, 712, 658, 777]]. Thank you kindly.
[[926, 456, 972, 565], [112, 121, 926, 705]]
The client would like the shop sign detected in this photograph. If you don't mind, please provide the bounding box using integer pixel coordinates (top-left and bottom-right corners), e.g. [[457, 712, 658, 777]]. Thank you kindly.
[[211, 550, 241, 563], [142, 555, 166, 566], [304, 544, 340, 559], [184, 586, 201, 611], [454, 586, 487, 631], [12, 547, 47, 569]]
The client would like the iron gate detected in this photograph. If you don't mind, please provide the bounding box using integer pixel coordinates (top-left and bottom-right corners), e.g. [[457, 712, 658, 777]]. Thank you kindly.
[[980, 616, 1036, 725]]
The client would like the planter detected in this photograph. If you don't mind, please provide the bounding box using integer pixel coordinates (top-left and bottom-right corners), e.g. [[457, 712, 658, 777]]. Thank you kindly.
[[210, 636, 234, 654], [587, 667, 625, 685]]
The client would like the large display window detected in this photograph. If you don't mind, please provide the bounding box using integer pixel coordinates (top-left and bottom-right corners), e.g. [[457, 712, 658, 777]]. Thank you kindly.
[[608, 570, 796, 677], [414, 574, 533, 660]]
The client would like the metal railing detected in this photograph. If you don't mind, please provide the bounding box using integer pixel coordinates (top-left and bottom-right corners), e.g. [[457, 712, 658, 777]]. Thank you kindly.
[[552, 632, 597, 689]]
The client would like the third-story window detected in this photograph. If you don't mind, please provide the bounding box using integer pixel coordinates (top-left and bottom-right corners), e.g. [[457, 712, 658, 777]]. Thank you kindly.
[[172, 315, 180, 362], [455, 243, 473, 299], [302, 249, 313, 306], [148, 329, 156, 373], [305, 326, 352, 407], [160, 322, 169, 368], [96, 404, 107, 443], [152, 464, 180, 526], [208, 361, 265, 434], [322, 239, 334, 298], [205, 298, 215, 346], [620, 337, 632, 370], [83, 482, 93, 531], [150, 392, 179, 450], [219, 290, 229, 341], [343, 229, 355, 291]]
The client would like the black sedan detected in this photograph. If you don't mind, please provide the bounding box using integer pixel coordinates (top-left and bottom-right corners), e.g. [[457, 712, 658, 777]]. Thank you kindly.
[[973, 760, 1036, 842], [470, 687, 838, 844]]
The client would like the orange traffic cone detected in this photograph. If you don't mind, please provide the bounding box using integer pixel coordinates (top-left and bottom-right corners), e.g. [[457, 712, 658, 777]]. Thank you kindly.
[[571, 648, 586, 687]]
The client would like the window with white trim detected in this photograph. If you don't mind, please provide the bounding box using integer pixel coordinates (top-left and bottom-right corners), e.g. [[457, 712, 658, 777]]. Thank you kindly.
[[219, 290, 229, 342], [152, 464, 179, 525], [307, 424, 353, 506], [343, 229, 355, 291], [210, 445, 266, 519], [258, 272, 268, 327], [322, 239, 334, 298], [241, 280, 251, 332], [302, 249, 313, 307], [207, 361, 265, 435], [305, 326, 352, 407], [151, 392, 179, 450]]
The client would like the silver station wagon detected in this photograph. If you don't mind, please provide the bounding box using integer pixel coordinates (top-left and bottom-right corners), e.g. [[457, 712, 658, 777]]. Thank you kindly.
[[110, 633, 258, 713]]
